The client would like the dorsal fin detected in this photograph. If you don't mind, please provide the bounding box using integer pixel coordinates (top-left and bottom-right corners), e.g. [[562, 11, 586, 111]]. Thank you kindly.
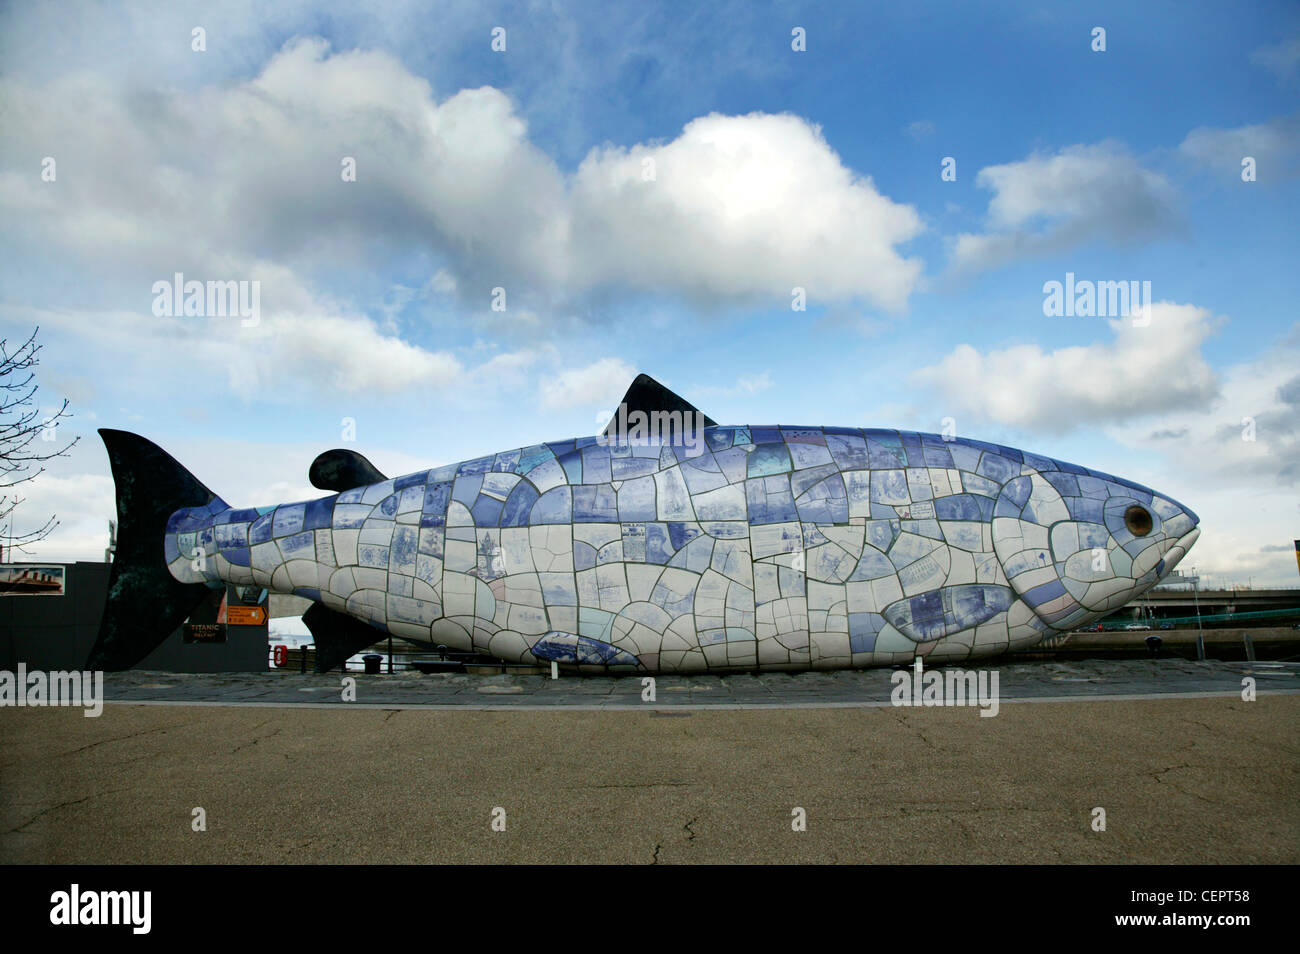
[[309, 449, 388, 492], [601, 373, 716, 440]]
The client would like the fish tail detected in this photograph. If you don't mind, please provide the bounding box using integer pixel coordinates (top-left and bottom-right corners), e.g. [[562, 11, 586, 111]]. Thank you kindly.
[[86, 429, 227, 671]]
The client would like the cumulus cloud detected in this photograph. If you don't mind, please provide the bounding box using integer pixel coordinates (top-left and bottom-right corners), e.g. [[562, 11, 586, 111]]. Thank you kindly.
[[19, 280, 465, 401], [1115, 323, 1300, 487], [912, 302, 1220, 433], [948, 142, 1180, 273], [1103, 325, 1300, 586], [539, 357, 636, 410], [1250, 37, 1300, 81], [471, 348, 547, 391], [913, 311, 1300, 585], [692, 372, 774, 398], [251, 313, 464, 393], [0, 39, 568, 296], [569, 112, 923, 309], [0, 472, 114, 562], [0, 38, 923, 314], [1179, 114, 1300, 180]]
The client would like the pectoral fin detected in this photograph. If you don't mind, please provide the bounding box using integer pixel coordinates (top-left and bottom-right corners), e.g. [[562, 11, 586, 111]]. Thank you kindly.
[[883, 584, 1014, 643], [530, 631, 641, 668]]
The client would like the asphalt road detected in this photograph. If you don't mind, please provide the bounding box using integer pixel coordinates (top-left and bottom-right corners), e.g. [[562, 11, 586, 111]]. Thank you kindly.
[[2, 693, 1296, 864]]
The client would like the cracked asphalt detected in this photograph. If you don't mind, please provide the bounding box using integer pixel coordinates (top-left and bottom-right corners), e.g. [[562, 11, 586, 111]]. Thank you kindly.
[[1, 659, 1296, 863]]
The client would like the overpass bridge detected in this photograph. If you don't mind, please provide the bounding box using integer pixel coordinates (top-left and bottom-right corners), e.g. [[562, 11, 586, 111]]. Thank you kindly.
[[1105, 586, 1300, 628]]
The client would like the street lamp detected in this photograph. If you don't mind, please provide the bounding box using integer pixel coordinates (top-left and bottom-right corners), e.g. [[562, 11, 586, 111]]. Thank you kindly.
[[1189, 566, 1205, 661]]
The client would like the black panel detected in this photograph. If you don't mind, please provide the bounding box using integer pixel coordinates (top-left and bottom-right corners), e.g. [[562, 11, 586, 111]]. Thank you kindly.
[[309, 449, 387, 492], [303, 602, 385, 672]]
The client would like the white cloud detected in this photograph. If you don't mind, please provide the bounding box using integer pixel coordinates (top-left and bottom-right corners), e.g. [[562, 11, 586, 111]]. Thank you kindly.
[[0, 39, 924, 314], [912, 308, 1300, 585], [913, 302, 1220, 433], [1250, 37, 1300, 81], [569, 112, 923, 309], [949, 143, 1179, 273], [428, 269, 458, 295], [1107, 325, 1300, 586], [1179, 114, 1300, 179], [539, 358, 635, 409], [693, 371, 774, 398], [253, 313, 464, 393], [1, 471, 115, 562], [18, 287, 465, 401], [1113, 324, 1300, 486], [471, 347, 549, 393]]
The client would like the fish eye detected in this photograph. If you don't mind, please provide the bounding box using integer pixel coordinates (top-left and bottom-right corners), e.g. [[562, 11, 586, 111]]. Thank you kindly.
[[1124, 505, 1153, 537]]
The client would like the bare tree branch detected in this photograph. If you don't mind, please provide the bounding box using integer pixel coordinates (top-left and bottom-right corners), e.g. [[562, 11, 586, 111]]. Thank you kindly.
[[0, 326, 80, 556]]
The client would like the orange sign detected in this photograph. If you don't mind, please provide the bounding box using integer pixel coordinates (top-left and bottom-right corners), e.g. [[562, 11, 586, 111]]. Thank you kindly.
[[226, 605, 267, 626]]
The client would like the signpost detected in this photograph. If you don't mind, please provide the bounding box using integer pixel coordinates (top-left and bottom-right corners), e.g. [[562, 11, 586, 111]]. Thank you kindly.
[[183, 585, 268, 644], [226, 605, 267, 626]]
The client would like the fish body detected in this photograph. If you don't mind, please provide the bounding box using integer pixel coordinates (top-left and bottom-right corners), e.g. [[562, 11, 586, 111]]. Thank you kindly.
[[89, 405, 1198, 672]]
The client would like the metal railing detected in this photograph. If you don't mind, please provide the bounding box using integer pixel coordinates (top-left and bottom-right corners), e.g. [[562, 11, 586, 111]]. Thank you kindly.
[[267, 644, 535, 674]]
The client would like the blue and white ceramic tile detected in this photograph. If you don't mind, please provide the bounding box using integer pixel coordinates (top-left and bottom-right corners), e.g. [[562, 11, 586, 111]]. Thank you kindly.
[[161, 393, 1201, 672]]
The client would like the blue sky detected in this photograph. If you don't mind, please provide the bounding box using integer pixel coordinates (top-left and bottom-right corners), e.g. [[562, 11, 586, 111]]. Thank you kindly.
[[1, 0, 1298, 585]]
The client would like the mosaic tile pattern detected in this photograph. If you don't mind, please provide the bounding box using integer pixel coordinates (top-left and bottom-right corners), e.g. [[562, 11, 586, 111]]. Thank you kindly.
[[162, 426, 1200, 673]]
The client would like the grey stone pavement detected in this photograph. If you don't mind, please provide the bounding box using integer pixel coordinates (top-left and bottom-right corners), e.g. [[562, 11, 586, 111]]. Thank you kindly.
[[101, 657, 1300, 709]]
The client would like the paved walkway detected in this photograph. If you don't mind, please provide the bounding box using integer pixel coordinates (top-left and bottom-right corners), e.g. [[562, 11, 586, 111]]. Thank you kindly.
[[98, 658, 1300, 708], [3, 694, 1296, 863]]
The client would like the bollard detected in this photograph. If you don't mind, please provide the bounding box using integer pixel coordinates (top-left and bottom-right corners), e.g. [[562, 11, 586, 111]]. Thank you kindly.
[[551, 660, 559, 680], [363, 653, 383, 675]]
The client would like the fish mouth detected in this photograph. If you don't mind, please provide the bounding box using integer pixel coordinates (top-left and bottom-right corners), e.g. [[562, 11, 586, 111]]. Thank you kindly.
[[1156, 526, 1201, 579]]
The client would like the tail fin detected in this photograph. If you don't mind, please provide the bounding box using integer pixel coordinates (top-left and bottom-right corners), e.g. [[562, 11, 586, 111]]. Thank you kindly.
[[87, 429, 225, 671]]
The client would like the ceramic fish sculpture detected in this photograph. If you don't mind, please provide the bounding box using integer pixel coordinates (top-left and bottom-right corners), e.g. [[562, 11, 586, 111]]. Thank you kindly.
[[87, 375, 1199, 673]]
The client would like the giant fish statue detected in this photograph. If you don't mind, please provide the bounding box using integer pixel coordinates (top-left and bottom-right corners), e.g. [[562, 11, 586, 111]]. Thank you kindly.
[[88, 375, 1200, 673]]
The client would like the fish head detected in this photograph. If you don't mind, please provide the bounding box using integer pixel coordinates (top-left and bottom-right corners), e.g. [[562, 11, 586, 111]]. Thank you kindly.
[[990, 459, 1200, 630]]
